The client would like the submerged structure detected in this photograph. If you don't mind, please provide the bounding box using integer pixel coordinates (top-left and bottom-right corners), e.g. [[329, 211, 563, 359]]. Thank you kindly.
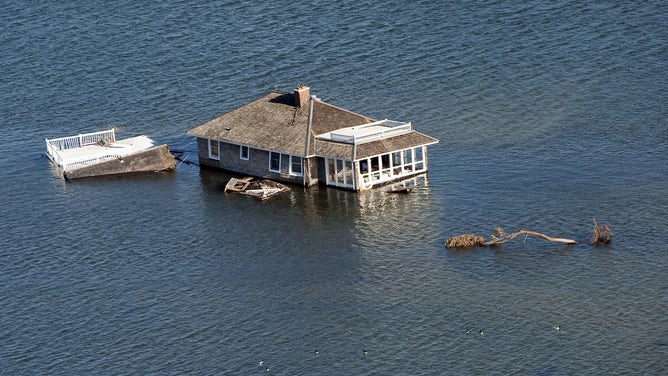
[[45, 129, 176, 180], [187, 86, 438, 191]]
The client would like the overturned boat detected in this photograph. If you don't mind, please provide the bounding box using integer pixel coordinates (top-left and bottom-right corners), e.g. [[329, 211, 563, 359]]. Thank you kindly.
[[45, 128, 176, 180]]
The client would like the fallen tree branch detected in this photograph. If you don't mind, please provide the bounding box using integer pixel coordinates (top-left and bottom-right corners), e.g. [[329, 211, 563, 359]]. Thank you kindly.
[[591, 219, 612, 245], [487, 230, 578, 246], [445, 227, 578, 249]]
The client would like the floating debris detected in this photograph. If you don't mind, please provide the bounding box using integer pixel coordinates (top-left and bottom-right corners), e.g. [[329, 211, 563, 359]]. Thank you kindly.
[[591, 219, 612, 245], [45, 128, 175, 180], [388, 186, 413, 194], [445, 234, 487, 248], [224, 177, 290, 200], [445, 227, 578, 249]]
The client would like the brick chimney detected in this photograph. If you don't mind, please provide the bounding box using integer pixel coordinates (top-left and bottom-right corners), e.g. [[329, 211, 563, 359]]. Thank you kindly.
[[294, 86, 310, 107]]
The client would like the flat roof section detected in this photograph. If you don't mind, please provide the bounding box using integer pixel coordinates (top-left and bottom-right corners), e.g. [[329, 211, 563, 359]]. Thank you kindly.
[[317, 119, 412, 144]]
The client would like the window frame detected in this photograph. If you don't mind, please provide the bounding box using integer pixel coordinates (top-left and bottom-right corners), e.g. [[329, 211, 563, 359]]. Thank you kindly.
[[269, 151, 281, 173], [240, 145, 249, 160], [289, 155, 303, 176], [208, 139, 220, 160]]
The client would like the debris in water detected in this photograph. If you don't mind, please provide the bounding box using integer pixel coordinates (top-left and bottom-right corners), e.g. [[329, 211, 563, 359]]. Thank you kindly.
[[224, 177, 290, 200], [590, 219, 612, 245], [445, 227, 578, 249]]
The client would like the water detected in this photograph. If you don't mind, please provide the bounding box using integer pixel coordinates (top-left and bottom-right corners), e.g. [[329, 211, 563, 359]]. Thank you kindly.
[[1, 1, 666, 374]]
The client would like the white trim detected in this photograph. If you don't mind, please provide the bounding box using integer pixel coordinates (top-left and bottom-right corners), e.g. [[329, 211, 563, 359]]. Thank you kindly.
[[208, 139, 220, 160], [325, 157, 355, 189], [355, 145, 428, 189]]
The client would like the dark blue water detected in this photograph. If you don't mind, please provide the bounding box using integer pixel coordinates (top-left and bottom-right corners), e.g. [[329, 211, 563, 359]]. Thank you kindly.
[[1, 1, 666, 374]]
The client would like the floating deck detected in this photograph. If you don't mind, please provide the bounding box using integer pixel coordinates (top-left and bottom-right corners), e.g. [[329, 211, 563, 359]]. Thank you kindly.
[[45, 129, 176, 179]]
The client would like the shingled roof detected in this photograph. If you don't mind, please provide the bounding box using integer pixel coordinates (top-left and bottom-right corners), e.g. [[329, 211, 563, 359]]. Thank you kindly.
[[187, 89, 437, 158]]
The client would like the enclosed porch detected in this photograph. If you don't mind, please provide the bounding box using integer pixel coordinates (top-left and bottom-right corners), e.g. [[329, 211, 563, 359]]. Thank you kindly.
[[316, 118, 438, 191], [324, 144, 429, 191]]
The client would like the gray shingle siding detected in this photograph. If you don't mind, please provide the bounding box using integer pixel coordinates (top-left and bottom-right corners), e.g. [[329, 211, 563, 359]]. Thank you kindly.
[[196, 137, 310, 186]]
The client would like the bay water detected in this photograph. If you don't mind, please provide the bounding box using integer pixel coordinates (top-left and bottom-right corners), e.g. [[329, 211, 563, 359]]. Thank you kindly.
[[1, 1, 666, 374]]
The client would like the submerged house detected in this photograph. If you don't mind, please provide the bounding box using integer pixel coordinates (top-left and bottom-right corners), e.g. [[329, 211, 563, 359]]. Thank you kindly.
[[187, 86, 438, 191]]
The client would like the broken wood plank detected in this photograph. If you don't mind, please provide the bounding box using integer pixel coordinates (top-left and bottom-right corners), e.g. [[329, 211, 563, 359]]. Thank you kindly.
[[224, 177, 252, 192]]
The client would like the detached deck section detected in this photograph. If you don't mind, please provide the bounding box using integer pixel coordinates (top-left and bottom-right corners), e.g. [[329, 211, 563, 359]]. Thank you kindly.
[[187, 87, 438, 191], [45, 129, 176, 179]]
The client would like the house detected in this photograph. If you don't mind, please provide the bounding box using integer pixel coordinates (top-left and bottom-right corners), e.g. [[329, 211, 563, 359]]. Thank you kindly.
[[186, 86, 438, 191]]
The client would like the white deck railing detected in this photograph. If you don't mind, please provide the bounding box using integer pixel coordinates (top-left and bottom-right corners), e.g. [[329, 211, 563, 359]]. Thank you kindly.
[[59, 153, 124, 171], [320, 119, 413, 144], [45, 129, 116, 169]]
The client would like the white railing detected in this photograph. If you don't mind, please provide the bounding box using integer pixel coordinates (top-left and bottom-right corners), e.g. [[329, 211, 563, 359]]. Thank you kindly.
[[326, 120, 412, 144], [61, 153, 122, 171], [45, 129, 116, 169], [46, 129, 116, 150], [349, 122, 412, 144]]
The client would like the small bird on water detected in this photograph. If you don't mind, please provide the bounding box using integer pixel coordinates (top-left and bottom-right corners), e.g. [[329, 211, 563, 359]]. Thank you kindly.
[[553, 325, 561, 331], [479, 329, 484, 336], [363, 348, 368, 356]]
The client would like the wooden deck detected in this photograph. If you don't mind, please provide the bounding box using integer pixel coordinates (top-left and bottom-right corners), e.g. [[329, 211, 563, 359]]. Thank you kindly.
[[48, 135, 155, 171]]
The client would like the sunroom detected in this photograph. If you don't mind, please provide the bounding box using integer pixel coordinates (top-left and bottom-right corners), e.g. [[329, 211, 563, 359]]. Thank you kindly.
[[316, 119, 438, 191]]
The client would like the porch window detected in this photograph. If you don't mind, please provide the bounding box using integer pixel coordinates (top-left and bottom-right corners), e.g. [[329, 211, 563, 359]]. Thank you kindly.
[[403, 149, 413, 172], [208, 139, 220, 160], [325, 157, 354, 189], [356, 146, 427, 188], [414, 146, 424, 170], [393, 151, 402, 175], [290, 156, 303, 176], [240, 145, 249, 160], [269, 151, 281, 172]]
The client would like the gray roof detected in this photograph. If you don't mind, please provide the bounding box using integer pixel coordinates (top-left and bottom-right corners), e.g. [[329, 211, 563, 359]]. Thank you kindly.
[[187, 90, 438, 159]]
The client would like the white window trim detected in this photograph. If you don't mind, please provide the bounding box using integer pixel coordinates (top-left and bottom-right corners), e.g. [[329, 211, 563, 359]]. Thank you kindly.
[[208, 139, 220, 160], [269, 151, 281, 173], [325, 157, 354, 188], [289, 155, 303, 176], [240, 145, 249, 160]]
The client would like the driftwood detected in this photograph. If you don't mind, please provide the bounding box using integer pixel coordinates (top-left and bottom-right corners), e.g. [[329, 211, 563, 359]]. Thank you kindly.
[[446, 221, 612, 249], [486, 227, 577, 246], [591, 219, 612, 245], [445, 227, 577, 249]]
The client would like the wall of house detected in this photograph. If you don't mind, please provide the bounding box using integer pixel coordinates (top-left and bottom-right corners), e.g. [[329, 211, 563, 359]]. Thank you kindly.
[[303, 157, 319, 187], [196, 137, 309, 186], [196, 138, 218, 168]]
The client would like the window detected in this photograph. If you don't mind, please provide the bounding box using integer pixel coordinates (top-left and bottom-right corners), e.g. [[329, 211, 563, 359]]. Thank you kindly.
[[328, 159, 336, 180], [344, 161, 354, 187], [393, 151, 402, 175], [326, 158, 354, 188], [290, 156, 303, 176], [208, 139, 219, 160], [414, 146, 425, 170], [269, 152, 281, 172], [240, 145, 249, 160], [403, 149, 413, 164]]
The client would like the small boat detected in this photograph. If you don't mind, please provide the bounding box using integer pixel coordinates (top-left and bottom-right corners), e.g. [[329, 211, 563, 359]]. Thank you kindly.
[[45, 128, 176, 180]]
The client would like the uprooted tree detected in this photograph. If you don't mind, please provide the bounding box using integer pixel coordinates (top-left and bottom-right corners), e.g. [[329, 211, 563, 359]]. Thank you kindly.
[[445, 220, 612, 249], [590, 219, 612, 245]]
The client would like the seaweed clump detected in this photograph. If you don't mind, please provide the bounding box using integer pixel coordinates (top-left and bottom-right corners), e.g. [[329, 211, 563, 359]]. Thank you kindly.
[[445, 234, 487, 249]]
